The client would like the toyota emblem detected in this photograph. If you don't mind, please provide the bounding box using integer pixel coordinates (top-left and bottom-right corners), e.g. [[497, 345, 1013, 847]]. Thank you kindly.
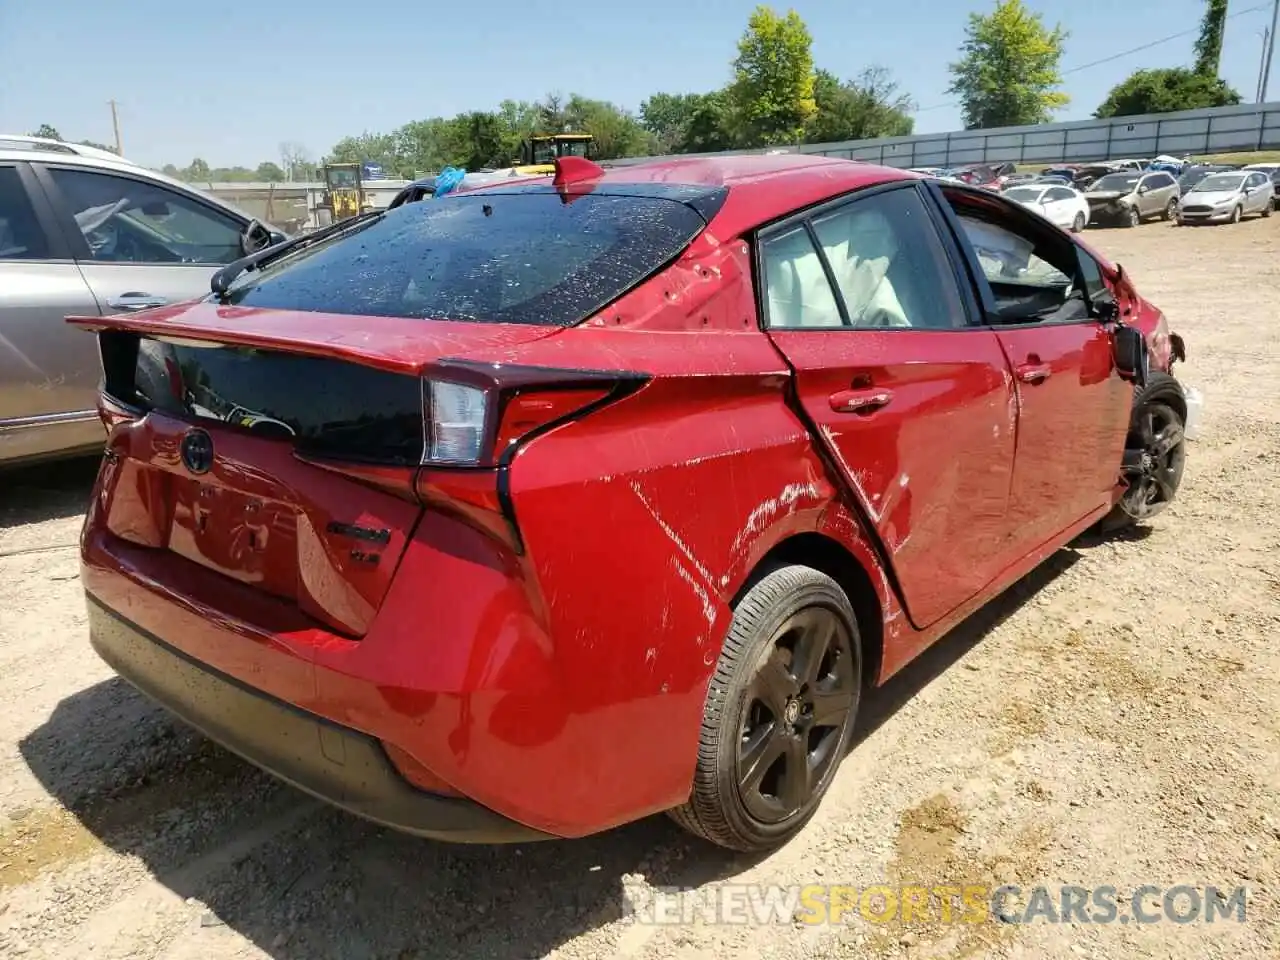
[[180, 428, 214, 474]]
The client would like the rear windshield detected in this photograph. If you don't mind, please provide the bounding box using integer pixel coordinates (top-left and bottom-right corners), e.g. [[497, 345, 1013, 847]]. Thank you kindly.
[[222, 191, 711, 326]]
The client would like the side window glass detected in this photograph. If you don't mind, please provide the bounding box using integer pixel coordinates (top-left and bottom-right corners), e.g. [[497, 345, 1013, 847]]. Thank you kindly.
[[810, 188, 965, 329], [1076, 248, 1107, 301], [948, 202, 1088, 325], [760, 225, 843, 329], [47, 168, 243, 265], [0, 167, 50, 260], [954, 214, 1072, 288]]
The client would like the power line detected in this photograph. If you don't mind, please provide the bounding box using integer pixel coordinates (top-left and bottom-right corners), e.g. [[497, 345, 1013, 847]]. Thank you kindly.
[[913, 2, 1270, 114]]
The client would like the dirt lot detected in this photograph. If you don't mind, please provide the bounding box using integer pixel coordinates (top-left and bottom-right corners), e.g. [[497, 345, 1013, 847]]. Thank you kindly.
[[2, 217, 1278, 960]]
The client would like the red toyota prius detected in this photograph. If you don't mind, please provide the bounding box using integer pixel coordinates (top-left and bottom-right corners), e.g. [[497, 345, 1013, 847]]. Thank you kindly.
[[70, 154, 1189, 852]]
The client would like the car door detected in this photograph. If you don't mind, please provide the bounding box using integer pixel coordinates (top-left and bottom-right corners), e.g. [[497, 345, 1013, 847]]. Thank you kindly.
[[930, 183, 1131, 553], [1043, 186, 1075, 227], [0, 161, 105, 464], [33, 164, 248, 320], [1246, 172, 1270, 214], [759, 182, 1017, 629]]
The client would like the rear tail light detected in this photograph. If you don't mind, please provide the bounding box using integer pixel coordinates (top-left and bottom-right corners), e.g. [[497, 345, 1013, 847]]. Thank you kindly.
[[420, 363, 646, 469]]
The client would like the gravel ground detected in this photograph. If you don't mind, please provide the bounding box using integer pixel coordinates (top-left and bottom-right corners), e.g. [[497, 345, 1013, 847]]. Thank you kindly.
[[1, 218, 1278, 960]]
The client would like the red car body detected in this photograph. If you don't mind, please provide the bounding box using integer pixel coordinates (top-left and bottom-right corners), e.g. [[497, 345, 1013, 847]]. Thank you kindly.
[[71, 155, 1185, 847]]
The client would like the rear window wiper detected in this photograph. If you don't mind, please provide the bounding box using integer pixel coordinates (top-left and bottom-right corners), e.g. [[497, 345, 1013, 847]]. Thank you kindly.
[[210, 210, 385, 300]]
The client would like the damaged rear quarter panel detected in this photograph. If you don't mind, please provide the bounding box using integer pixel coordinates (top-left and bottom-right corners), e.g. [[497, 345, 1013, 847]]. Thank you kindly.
[[504, 326, 871, 828]]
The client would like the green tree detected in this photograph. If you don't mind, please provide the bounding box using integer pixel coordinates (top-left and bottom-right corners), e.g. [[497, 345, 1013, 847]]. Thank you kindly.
[[947, 0, 1069, 129], [1193, 0, 1228, 77], [1095, 67, 1241, 118], [680, 92, 738, 153], [565, 95, 654, 159], [641, 92, 736, 154], [255, 161, 286, 181], [30, 124, 62, 140], [806, 67, 915, 144], [448, 111, 511, 170], [727, 6, 818, 147], [185, 158, 211, 181]]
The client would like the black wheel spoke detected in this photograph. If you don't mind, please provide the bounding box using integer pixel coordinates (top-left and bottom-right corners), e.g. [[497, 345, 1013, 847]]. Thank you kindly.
[[810, 686, 855, 729], [780, 736, 812, 814], [1152, 470, 1176, 503], [1139, 409, 1157, 447], [1154, 423, 1184, 457], [792, 612, 835, 685], [756, 654, 797, 714], [740, 721, 786, 793]]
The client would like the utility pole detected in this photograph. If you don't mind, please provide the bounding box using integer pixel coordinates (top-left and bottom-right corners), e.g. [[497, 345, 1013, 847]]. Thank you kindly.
[[1262, 0, 1280, 103], [1260, 28, 1272, 102], [108, 100, 123, 156]]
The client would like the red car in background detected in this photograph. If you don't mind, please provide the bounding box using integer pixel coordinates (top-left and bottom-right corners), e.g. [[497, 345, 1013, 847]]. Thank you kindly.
[[70, 155, 1189, 853]]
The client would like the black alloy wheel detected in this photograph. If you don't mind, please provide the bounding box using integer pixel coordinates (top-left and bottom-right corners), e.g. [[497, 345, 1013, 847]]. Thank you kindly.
[[1118, 400, 1186, 522], [736, 607, 857, 824]]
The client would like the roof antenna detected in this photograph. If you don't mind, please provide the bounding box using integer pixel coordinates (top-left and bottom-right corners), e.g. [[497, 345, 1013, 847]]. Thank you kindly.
[[552, 155, 605, 187]]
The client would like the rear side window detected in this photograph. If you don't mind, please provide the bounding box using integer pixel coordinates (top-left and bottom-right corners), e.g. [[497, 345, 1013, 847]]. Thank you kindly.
[[0, 167, 49, 260], [225, 192, 712, 326]]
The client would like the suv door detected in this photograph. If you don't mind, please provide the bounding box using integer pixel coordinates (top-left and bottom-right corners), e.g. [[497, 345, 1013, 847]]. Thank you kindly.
[[33, 165, 248, 320], [0, 162, 105, 464], [1143, 173, 1177, 218], [930, 183, 1131, 552], [758, 182, 1017, 630]]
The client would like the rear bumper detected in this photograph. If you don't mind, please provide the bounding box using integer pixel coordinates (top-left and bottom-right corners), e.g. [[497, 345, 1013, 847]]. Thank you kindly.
[[86, 595, 553, 844]]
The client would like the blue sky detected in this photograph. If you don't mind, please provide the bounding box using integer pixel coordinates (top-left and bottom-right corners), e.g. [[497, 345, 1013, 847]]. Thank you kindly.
[[1, 0, 1275, 169]]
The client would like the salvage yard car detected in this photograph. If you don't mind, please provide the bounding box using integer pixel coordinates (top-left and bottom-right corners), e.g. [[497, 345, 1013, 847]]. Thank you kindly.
[[0, 135, 282, 467], [69, 154, 1190, 853], [1085, 169, 1180, 227], [1177, 170, 1275, 225], [1001, 182, 1090, 232]]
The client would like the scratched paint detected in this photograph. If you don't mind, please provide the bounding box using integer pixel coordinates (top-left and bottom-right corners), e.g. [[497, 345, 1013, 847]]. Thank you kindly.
[[730, 481, 822, 556]]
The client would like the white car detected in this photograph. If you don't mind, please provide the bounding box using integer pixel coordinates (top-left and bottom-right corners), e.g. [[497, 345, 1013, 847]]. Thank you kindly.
[[1178, 170, 1275, 225], [1001, 183, 1091, 232]]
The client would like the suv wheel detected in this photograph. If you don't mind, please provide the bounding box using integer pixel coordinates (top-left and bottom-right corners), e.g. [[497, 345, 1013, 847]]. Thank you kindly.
[[668, 564, 862, 852]]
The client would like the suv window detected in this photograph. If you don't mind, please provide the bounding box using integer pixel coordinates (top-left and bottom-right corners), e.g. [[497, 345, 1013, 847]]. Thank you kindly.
[[48, 168, 244, 265], [225, 190, 716, 326], [0, 167, 49, 260], [762, 187, 965, 330], [1147, 173, 1174, 190]]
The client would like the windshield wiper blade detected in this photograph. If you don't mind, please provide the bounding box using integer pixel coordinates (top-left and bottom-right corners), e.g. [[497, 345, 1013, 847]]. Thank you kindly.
[[210, 210, 385, 300]]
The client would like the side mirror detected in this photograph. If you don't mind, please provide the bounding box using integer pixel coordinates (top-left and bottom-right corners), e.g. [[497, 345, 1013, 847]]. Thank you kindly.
[[240, 218, 274, 256], [1113, 324, 1149, 387], [1090, 289, 1120, 323]]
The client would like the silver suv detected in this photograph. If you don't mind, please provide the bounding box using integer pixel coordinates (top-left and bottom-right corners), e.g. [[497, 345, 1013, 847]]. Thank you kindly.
[[0, 136, 283, 467]]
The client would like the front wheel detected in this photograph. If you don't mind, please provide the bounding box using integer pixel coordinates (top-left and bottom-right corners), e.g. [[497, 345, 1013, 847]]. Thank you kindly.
[[1071, 212, 1086, 233], [1100, 373, 1188, 533], [1124, 205, 1140, 228], [1262, 201, 1273, 218], [1230, 205, 1243, 224], [1162, 197, 1177, 221], [667, 565, 862, 852]]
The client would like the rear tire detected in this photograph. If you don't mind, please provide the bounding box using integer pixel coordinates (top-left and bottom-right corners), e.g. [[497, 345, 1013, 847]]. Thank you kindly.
[[668, 564, 862, 852], [1100, 372, 1187, 534], [1071, 212, 1086, 233]]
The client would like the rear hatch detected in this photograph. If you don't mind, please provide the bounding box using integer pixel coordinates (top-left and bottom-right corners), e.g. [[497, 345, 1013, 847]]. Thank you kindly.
[[77, 303, 557, 638], [72, 183, 722, 637]]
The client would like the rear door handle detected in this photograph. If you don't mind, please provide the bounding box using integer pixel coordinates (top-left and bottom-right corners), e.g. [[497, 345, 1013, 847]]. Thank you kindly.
[[1016, 362, 1052, 384], [829, 388, 893, 414], [106, 293, 169, 311]]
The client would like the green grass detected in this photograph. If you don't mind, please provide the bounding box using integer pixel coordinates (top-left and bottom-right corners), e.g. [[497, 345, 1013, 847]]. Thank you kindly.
[[1017, 149, 1280, 172]]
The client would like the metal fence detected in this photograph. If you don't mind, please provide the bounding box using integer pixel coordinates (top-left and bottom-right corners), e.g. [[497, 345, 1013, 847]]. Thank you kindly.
[[609, 101, 1280, 170]]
